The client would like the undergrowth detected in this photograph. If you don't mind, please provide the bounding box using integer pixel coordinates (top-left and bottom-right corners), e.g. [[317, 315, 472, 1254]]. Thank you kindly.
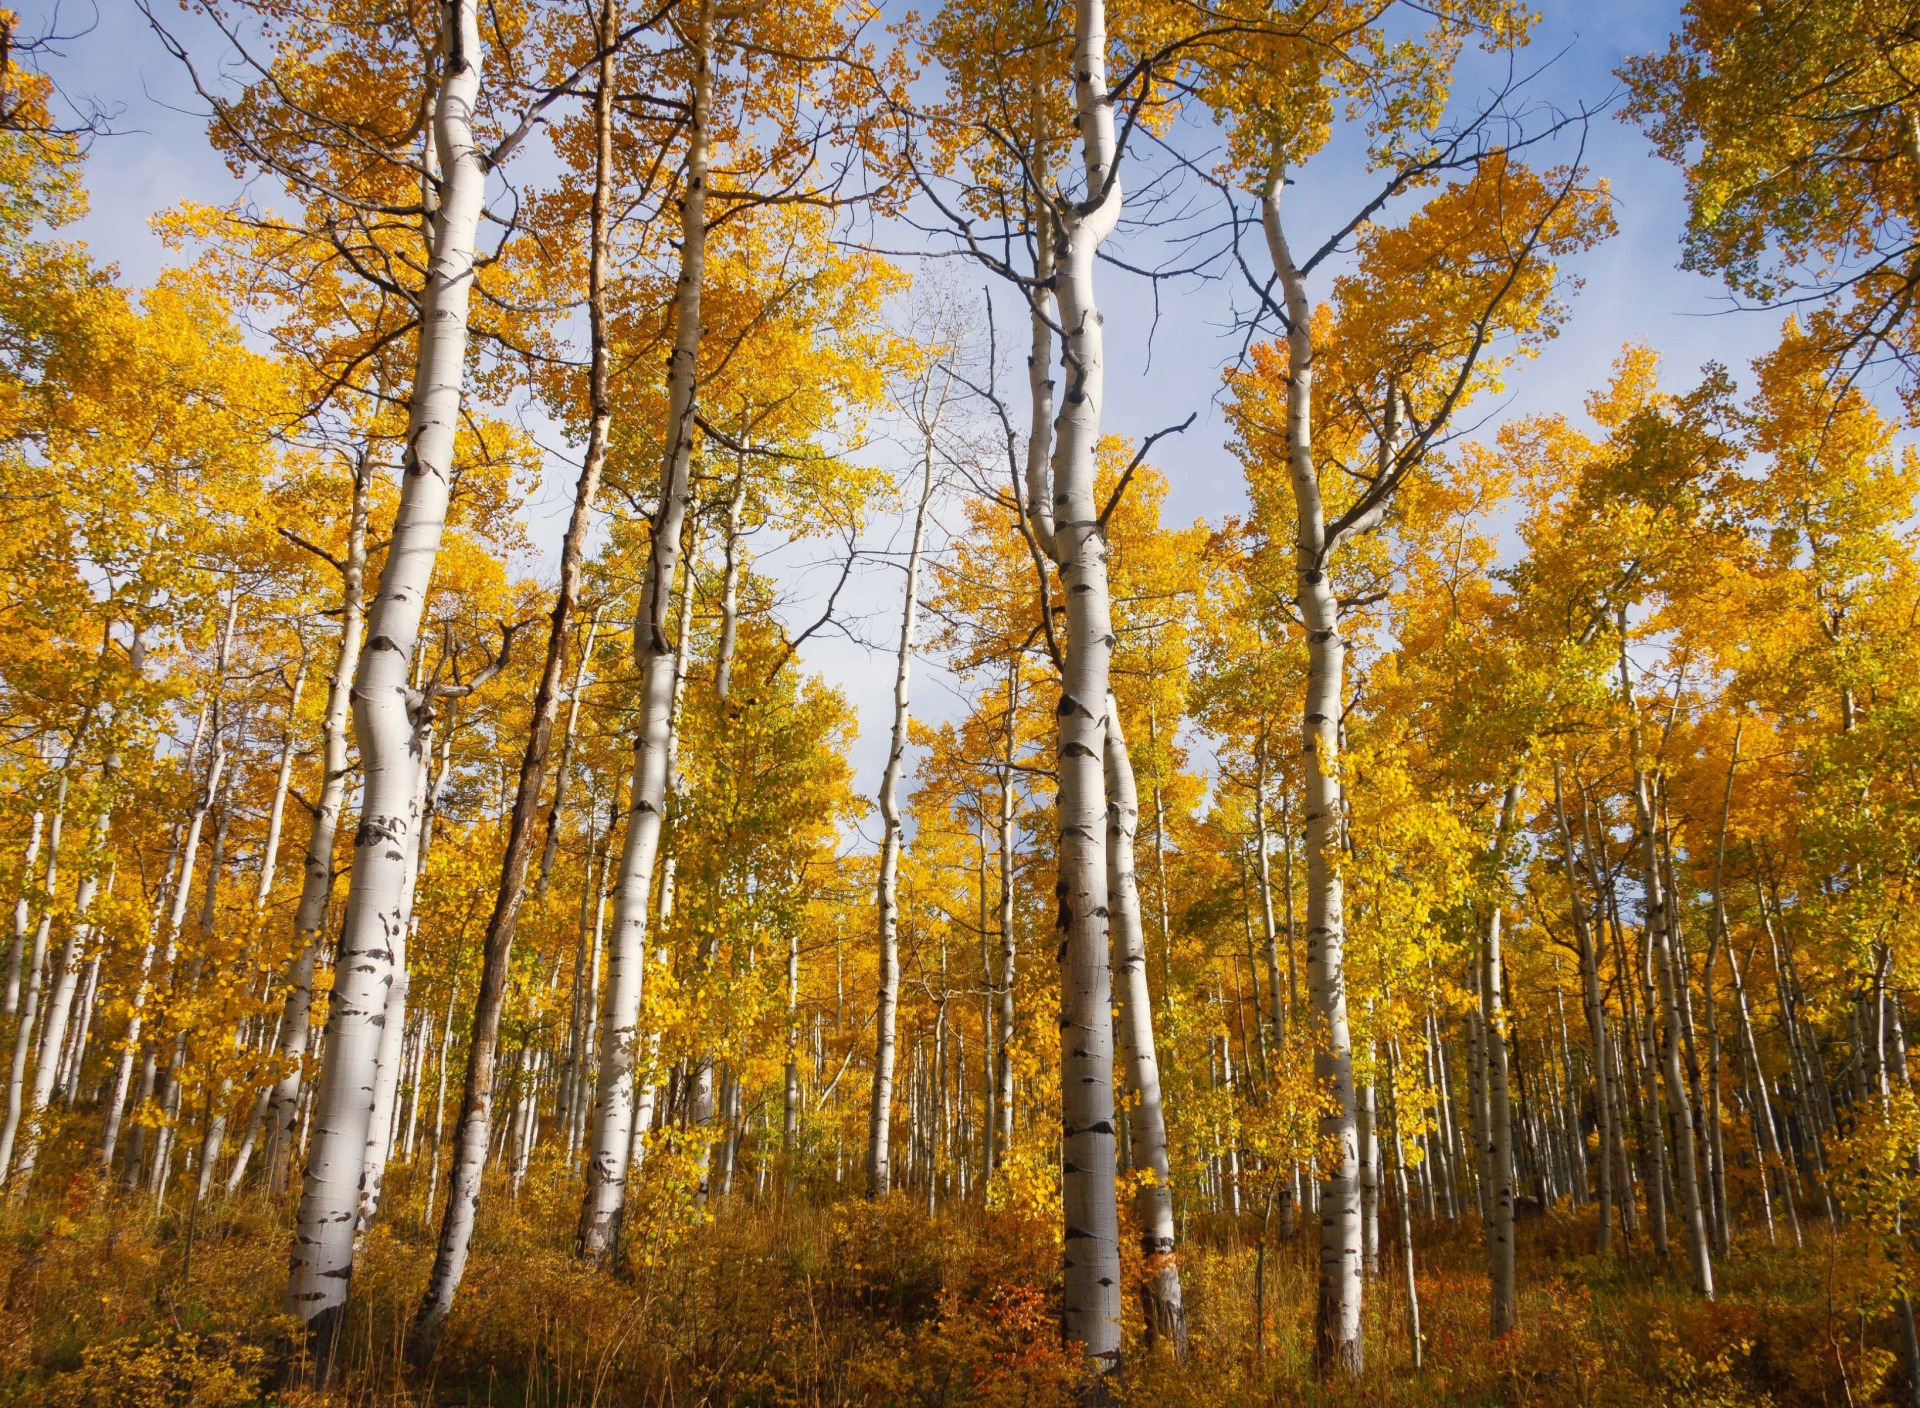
[[0, 1156, 1908, 1407]]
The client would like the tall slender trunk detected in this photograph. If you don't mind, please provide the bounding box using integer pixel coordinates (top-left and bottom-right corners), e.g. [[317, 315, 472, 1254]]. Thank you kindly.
[[223, 658, 310, 1192], [1048, 0, 1125, 1363], [5, 812, 40, 1019], [1264, 166, 1362, 1378], [356, 747, 429, 1234], [1729, 940, 1799, 1243], [1553, 765, 1612, 1253], [1703, 733, 1740, 1257], [104, 742, 225, 1173], [1620, 630, 1713, 1298], [412, 1, 618, 1346], [994, 669, 1018, 1169], [288, 3, 487, 1368], [536, 609, 601, 901], [575, 0, 706, 1261], [266, 454, 371, 1199], [1104, 697, 1186, 1355], [13, 689, 122, 1194], [868, 403, 938, 1196], [1254, 736, 1284, 1049], [1385, 1045, 1421, 1369], [0, 770, 68, 1180], [1482, 782, 1519, 1339], [423, 978, 457, 1231]]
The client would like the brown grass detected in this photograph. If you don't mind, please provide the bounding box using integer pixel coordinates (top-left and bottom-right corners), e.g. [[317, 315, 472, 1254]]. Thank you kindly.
[[0, 1157, 1907, 1407]]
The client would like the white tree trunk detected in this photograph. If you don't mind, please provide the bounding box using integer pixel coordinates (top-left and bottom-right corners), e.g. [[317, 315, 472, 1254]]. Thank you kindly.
[[21, 628, 139, 1195], [1620, 641, 1713, 1297], [1254, 739, 1285, 1047], [0, 771, 67, 1181], [1481, 783, 1519, 1339], [867, 385, 939, 1197], [356, 748, 428, 1235], [1264, 170, 1362, 1377], [102, 744, 225, 1173], [575, 0, 709, 1260], [216, 660, 309, 1194], [287, 2, 486, 1366], [1552, 764, 1612, 1254], [267, 452, 372, 1198], [5, 813, 40, 1017], [993, 669, 1018, 1169], [1046, 0, 1125, 1368], [1104, 697, 1186, 1355], [536, 610, 601, 901]]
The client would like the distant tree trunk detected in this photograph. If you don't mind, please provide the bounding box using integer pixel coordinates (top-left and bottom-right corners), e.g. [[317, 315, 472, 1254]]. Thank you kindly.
[[13, 686, 121, 1195], [536, 609, 601, 901], [1104, 697, 1186, 1355], [222, 657, 310, 1193], [1620, 628, 1712, 1299], [104, 737, 225, 1174], [575, 0, 706, 1263], [1385, 1044, 1421, 1369], [265, 452, 371, 1200], [0, 770, 68, 1181], [868, 398, 938, 1197], [288, 0, 488, 1371], [1553, 765, 1612, 1254], [1482, 782, 1519, 1339], [5, 812, 40, 1019], [1254, 736, 1285, 1050], [993, 667, 1018, 1171]]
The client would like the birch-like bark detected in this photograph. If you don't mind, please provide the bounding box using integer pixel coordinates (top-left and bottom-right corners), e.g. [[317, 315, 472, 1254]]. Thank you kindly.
[[5, 813, 39, 1018], [1481, 782, 1519, 1339], [1620, 636, 1713, 1298], [215, 660, 309, 1194], [536, 609, 600, 901], [1385, 1046, 1422, 1369], [867, 400, 938, 1196], [356, 746, 428, 1234], [411, 0, 621, 1331], [993, 670, 1018, 1169], [714, 470, 747, 703], [1728, 940, 1799, 1243], [1254, 736, 1285, 1049], [575, 0, 706, 1261], [267, 451, 372, 1198], [1703, 734, 1740, 1257], [13, 703, 121, 1195], [0, 771, 67, 1180], [423, 978, 456, 1230], [103, 739, 224, 1173], [1104, 697, 1186, 1355], [1552, 764, 1612, 1254], [1263, 168, 1362, 1376], [288, 3, 487, 1366], [1047, 0, 1125, 1366]]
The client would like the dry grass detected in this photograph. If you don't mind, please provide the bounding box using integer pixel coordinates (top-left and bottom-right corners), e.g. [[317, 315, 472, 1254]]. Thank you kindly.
[[0, 1156, 1907, 1407]]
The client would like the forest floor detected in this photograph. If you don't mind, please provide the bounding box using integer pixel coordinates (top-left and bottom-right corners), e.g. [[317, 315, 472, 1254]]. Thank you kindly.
[[0, 1153, 1907, 1407]]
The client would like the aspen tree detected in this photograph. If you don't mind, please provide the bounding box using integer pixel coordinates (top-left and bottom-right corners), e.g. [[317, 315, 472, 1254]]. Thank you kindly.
[[1104, 695, 1186, 1353], [575, 0, 711, 1261], [288, 0, 489, 1368], [419, 0, 624, 1329], [868, 368, 943, 1197], [266, 448, 371, 1197]]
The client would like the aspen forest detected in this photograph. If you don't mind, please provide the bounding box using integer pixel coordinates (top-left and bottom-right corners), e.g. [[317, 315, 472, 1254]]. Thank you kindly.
[[5, 0, 1920, 1400]]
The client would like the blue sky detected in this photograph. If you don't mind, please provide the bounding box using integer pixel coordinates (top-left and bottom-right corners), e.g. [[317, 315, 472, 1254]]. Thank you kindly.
[[25, 0, 1804, 809]]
